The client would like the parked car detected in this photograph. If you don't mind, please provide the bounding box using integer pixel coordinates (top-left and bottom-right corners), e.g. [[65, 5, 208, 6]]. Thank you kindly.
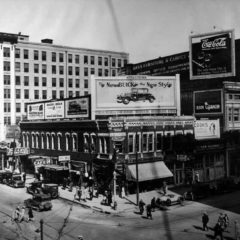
[[24, 193, 52, 211], [0, 170, 12, 183], [117, 88, 155, 105], [159, 194, 184, 206], [5, 173, 25, 188], [26, 182, 59, 199], [26, 181, 43, 195]]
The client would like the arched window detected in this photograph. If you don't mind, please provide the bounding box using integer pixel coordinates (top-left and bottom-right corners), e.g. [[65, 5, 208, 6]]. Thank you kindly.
[[36, 133, 39, 148], [26, 133, 30, 148], [32, 133, 36, 148], [72, 133, 77, 151], [51, 133, 55, 150], [90, 133, 97, 152], [46, 133, 51, 149], [83, 133, 89, 153], [57, 133, 62, 150], [41, 133, 45, 149], [22, 132, 27, 148], [65, 133, 70, 151]]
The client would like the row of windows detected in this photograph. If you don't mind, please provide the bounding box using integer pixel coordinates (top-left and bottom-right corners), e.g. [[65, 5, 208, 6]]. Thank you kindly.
[[14, 48, 126, 67], [4, 89, 88, 102], [228, 107, 240, 122], [22, 132, 109, 154], [11, 76, 89, 88], [6, 62, 116, 77]]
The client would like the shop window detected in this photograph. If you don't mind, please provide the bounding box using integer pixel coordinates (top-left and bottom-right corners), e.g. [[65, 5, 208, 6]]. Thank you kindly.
[[114, 141, 123, 153], [148, 133, 154, 152], [128, 134, 134, 153], [156, 132, 162, 151]]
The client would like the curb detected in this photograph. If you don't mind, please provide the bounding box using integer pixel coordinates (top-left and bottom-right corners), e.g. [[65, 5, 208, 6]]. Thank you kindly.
[[58, 195, 118, 215]]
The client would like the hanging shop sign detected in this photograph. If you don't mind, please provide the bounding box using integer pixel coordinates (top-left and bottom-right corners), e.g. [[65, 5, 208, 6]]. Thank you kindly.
[[7, 147, 30, 156], [194, 119, 220, 140], [58, 155, 71, 162], [189, 30, 235, 80], [194, 89, 223, 114], [91, 75, 180, 118]]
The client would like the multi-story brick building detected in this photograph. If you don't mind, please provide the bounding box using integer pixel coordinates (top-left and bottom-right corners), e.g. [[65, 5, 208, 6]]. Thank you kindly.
[[0, 32, 129, 140]]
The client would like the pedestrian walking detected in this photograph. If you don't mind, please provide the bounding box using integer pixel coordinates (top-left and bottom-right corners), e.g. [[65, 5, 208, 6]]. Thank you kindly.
[[139, 199, 145, 215], [146, 204, 153, 220], [18, 206, 26, 222], [162, 181, 167, 195], [223, 213, 229, 230], [28, 207, 34, 221], [218, 213, 225, 230], [202, 211, 209, 231], [62, 177, 67, 189], [151, 197, 156, 212], [214, 221, 224, 240], [22, 172, 26, 183], [235, 220, 240, 240], [12, 206, 20, 222]]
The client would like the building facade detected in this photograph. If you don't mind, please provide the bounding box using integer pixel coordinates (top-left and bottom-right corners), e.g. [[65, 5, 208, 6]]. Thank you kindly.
[[0, 32, 129, 140], [122, 30, 240, 182]]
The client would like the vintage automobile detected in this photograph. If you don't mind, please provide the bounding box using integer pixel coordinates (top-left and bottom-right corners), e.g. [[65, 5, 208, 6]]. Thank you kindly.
[[27, 181, 59, 199], [117, 88, 155, 105], [24, 193, 52, 211], [159, 194, 184, 206], [5, 173, 25, 188], [0, 170, 12, 183]]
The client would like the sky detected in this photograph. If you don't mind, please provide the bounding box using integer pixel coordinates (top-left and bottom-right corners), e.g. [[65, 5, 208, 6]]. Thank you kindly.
[[1, 0, 240, 63]]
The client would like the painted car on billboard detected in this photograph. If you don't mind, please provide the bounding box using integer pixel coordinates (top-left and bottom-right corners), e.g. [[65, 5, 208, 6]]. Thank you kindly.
[[190, 30, 235, 79], [117, 88, 155, 104]]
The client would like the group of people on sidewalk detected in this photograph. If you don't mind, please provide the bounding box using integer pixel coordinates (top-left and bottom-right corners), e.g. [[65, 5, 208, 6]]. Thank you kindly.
[[202, 211, 240, 240], [12, 205, 34, 223]]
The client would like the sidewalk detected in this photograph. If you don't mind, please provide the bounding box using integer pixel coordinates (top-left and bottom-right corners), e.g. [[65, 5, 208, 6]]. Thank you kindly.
[[25, 174, 181, 215]]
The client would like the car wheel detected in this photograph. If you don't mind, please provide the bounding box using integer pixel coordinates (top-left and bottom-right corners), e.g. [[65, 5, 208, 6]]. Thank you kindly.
[[51, 192, 58, 199], [123, 98, 130, 104], [166, 199, 171, 206], [148, 97, 154, 103]]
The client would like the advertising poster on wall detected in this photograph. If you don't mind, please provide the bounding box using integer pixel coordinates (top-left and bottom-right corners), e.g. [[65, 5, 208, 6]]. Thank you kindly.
[[27, 103, 44, 120], [45, 101, 64, 119], [194, 89, 222, 114], [92, 75, 180, 118], [189, 30, 235, 80], [65, 97, 90, 119], [194, 119, 220, 140]]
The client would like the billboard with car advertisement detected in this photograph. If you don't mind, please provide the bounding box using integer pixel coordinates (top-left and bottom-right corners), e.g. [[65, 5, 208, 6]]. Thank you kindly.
[[194, 119, 220, 140], [27, 103, 44, 120], [194, 89, 223, 115], [65, 97, 90, 119], [189, 30, 235, 80], [45, 101, 64, 119], [91, 75, 180, 118]]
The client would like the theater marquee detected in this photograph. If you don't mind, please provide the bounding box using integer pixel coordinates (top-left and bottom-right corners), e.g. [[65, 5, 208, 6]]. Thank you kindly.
[[189, 30, 235, 80]]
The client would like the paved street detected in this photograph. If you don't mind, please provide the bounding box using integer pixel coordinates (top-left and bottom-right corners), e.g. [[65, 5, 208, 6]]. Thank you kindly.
[[0, 181, 240, 240]]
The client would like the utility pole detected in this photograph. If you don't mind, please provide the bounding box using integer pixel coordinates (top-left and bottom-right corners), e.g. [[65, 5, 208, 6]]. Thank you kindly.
[[40, 219, 44, 240], [135, 132, 139, 206]]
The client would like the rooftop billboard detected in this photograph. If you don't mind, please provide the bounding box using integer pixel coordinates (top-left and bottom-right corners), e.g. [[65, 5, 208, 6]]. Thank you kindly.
[[91, 75, 180, 118], [189, 30, 235, 80], [27, 96, 90, 121]]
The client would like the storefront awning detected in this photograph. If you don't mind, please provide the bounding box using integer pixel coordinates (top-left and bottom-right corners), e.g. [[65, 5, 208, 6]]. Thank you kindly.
[[127, 161, 173, 182], [43, 164, 68, 171]]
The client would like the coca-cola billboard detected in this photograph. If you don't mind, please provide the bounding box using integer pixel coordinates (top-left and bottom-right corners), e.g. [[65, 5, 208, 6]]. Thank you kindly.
[[190, 30, 235, 80]]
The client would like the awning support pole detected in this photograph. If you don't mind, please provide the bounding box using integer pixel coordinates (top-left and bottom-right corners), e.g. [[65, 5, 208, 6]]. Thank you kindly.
[[135, 132, 139, 206]]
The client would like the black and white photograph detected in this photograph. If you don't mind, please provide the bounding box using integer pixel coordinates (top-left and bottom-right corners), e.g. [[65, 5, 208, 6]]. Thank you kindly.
[[1, 0, 240, 239]]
